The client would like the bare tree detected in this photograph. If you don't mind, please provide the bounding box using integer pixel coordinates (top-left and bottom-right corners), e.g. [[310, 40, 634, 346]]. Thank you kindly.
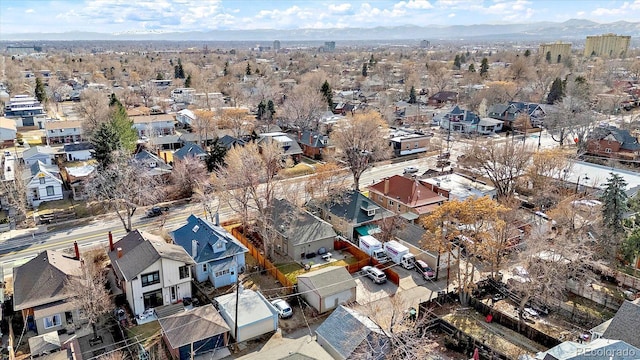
[[66, 249, 113, 339], [545, 76, 596, 150], [85, 153, 163, 232], [192, 109, 217, 147], [303, 162, 350, 203], [168, 156, 209, 200], [0, 162, 29, 225], [427, 63, 451, 93], [75, 89, 111, 136], [279, 84, 327, 131], [218, 107, 254, 139], [461, 140, 533, 199], [330, 112, 391, 190]]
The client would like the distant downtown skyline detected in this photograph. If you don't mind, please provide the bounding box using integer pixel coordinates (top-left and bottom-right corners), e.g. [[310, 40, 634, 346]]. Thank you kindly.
[[1, 0, 639, 34]]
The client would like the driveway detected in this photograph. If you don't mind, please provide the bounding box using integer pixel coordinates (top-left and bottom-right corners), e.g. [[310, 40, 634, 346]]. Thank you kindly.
[[354, 274, 398, 305]]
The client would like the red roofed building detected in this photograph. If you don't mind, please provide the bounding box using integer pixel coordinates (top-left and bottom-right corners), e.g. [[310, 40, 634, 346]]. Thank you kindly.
[[367, 175, 447, 219]]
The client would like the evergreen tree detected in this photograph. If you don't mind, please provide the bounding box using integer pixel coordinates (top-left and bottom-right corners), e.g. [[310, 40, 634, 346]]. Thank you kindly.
[[109, 94, 137, 153], [185, 74, 192, 88], [205, 137, 228, 172], [524, 49, 531, 57], [557, 54, 562, 63], [546, 77, 565, 104], [453, 55, 461, 70], [601, 173, 628, 234], [174, 58, 185, 79], [369, 54, 375, 65], [109, 93, 121, 107], [480, 58, 489, 77], [267, 100, 275, 119], [223, 61, 229, 76], [468, 64, 476, 72], [257, 101, 266, 120], [408, 86, 417, 104], [321, 80, 332, 109], [245, 62, 252, 76], [546, 51, 552, 63], [91, 122, 120, 170], [34, 77, 47, 104], [362, 63, 368, 77], [460, 53, 466, 64]]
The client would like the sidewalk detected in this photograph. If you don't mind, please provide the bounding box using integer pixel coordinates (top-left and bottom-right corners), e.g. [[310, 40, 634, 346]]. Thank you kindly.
[[0, 225, 47, 242]]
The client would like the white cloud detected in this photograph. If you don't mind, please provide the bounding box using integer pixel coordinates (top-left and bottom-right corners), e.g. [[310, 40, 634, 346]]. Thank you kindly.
[[25, 8, 35, 13], [328, 3, 352, 13], [591, 0, 640, 17], [394, 0, 433, 10], [448, 13, 455, 17]]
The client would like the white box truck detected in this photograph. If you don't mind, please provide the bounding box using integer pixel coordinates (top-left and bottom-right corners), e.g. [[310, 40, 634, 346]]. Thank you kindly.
[[359, 235, 389, 262], [384, 240, 416, 269]]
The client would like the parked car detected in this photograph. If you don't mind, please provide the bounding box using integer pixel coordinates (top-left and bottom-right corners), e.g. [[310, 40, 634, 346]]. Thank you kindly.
[[271, 299, 293, 319], [146, 206, 169, 218], [403, 166, 419, 174], [362, 265, 387, 284], [414, 260, 436, 280]]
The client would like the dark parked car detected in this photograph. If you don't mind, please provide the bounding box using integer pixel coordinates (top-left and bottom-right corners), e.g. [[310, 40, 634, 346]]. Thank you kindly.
[[146, 206, 169, 218]]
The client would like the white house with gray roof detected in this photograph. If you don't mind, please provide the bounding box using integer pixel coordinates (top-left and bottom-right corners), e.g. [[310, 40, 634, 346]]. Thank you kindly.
[[297, 266, 356, 314], [108, 230, 195, 316], [26, 161, 64, 207]]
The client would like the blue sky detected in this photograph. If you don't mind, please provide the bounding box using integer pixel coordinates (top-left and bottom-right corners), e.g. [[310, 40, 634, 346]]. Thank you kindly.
[[1, 0, 638, 33]]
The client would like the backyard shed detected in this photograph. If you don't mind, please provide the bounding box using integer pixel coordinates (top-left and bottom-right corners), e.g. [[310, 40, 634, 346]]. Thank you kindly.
[[297, 266, 356, 313], [214, 289, 278, 342]]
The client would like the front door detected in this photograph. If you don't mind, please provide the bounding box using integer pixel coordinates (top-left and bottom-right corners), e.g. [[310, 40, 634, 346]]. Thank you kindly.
[[170, 286, 177, 302], [143, 289, 163, 309]]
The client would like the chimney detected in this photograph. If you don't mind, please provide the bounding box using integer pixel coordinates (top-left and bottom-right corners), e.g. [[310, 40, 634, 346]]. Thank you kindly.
[[215, 212, 220, 226], [309, 133, 313, 145], [384, 177, 390, 195], [74, 241, 80, 260], [117, 247, 123, 259], [157, 148, 161, 158], [108, 231, 114, 251], [163, 152, 168, 163], [192, 240, 198, 258]]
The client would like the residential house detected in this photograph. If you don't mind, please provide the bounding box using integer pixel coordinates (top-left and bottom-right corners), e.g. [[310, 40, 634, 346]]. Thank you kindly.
[[179, 132, 219, 147], [253, 124, 283, 137], [159, 304, 230, 360], [394, 102, 429, 124], [297, 266, 356, 314], [235, 334, 333, 360], [218, 134, 246, 149], [133, 149, 173, 176], [63, 142, 93, 162], [487, 102, 546, 128], [599, 299, 640, 348], [171, 215, 248, 288], [297, 130, 332, 160], [127, 106, 152, 117], [108, 230, 195, 316], [535, 339, 640, 360], [421, 173, 497, 201], [269, 198, 337, 261], [315, 305, 390, 360], [173, 143, 207, 161], [311, 190, 395, 241], [22, 145, 58, 166], [586, 126, 640, 160], [3, 95, 46, 128], [214, 289, 279, 342], [61, 164, 95, 201], [0, 116, 17, 147], [438, 106, 503, 134], [13, 249, 83, 334], [367, 175, 447, 219], [333, 102, 356, 116], [257, 132, 302, 162], [131, 114, 175, 138], [175, 109, 196, 128], [388, 128, 431, 157], [150, 134, 182, 151], [428, 91, 458, 107], [171, 88, 197, 104], [45, 120, 84, 145], [26, 161, 64, 207]]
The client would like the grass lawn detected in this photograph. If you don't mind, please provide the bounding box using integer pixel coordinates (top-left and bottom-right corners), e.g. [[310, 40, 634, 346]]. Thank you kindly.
[[127, 321, 161, 347], [279, 163, 315, 178], [37, 198, 106, 218]]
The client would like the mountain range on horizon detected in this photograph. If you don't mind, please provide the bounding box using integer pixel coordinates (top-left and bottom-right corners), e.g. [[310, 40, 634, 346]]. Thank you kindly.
[[2, 19, 639, 42]]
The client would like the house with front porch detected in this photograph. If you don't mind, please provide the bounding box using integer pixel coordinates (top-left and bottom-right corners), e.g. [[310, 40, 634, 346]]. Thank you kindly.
[[108, 230, 195, 316], [438, 106, 503, 134], [26, 161, 64, 207], [487, 101, 546, 128], [44, 120, 84, 145], [13, 249, 83, 335], [297, 130, 332, 160], [586, 125, 640, 160], [171, 215, 248, 288]]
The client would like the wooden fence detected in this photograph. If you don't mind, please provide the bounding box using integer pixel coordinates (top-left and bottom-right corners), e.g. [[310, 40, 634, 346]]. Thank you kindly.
[[230, 226, 295, 294]]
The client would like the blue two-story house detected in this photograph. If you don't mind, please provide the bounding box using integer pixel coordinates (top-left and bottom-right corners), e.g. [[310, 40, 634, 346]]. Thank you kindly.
[[171, 215, 248, 288]]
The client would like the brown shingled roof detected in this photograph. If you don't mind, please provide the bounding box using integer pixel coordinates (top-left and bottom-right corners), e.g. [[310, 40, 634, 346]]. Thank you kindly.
[[44, 120, 83, 130], [368, 175, 446, 211]]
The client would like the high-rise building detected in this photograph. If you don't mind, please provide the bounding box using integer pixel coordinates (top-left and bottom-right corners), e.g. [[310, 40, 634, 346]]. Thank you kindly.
[[584, 34, 631, 58], [420, 40, 431, 48], [273, 40, 281, 51], [324, 41, 336, 52], [539, 42, 572, 63]]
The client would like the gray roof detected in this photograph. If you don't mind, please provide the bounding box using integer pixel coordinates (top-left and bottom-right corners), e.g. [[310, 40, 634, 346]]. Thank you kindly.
[[22, 145, 57, 160], [173, 143, 207, 160], [28, 331, 61, 357], [297, 266, 355, 298], [271, 198, 336, 247], [602, 299, 640, 348], [13, 250, 81, 310], [588, 126, 640, 151], [537, 338, 640, 360], [171, 215, 248, 264], [158, 304, 229, 349], [325, 190, 395, 225], [63, 142, 93, 152], [109, 230, 194, 282], [215, 289, 277, 328], [149, 134, 180, 146], [315, 305, 389, 360]]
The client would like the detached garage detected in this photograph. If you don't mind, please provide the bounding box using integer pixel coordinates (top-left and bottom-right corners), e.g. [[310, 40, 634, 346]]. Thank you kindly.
[[159, 304, 230, 360], [298, 266, 356, 314], [215, 289, 278, 342]]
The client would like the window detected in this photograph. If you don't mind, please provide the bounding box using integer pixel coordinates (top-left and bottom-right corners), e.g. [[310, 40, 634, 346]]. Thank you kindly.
[[179, 265, 190, 279], [39, 177, 45, 184], [192, 225, 199, 233], [397, 204, 401, 211], [367, 209, 376, 216], [202, 263, 207, 272], [389, 200, 394, 206], [414, 142, 419, 148], [215, 269, 230, 277], [46, 186, 54, 196], [605, 148, 612, 153], [44, 314, 62, 329], [141, 271, 160, 287], [215, 241, 224, 250]]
